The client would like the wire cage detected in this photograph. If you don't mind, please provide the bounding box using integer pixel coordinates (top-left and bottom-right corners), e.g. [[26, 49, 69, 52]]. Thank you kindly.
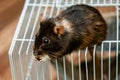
[[9, 0, 120, 80]]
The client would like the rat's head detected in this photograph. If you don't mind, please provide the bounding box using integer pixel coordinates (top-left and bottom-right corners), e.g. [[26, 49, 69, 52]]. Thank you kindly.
[[33, 17, 70, 61]]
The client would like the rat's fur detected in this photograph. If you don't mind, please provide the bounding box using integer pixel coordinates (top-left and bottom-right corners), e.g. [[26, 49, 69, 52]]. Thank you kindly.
[[33, 4, 107, 61]]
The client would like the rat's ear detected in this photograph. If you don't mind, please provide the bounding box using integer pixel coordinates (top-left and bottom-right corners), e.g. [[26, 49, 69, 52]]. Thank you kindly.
[[39, 13, 44, 22], [54, 25, 65, 37]]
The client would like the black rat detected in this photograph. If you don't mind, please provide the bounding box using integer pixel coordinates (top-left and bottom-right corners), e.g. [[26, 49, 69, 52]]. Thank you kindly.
[[33, 4, 107, 61], [34, 4, 107, 79]]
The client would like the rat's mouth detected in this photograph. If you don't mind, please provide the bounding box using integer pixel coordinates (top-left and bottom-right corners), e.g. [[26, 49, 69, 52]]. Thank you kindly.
[[35, 55, 42, 61], [34, 54, 50, 61], [34, 51, 62, 61]]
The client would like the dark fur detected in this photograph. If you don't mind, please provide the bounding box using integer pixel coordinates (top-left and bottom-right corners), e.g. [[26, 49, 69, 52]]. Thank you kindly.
[[33, 4, 107, 60]]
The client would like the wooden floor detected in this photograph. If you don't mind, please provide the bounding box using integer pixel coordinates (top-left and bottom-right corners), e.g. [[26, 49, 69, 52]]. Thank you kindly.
[[0, 0, 24, 79]]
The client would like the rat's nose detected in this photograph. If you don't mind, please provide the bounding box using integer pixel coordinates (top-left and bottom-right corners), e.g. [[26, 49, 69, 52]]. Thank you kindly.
[[33, 51, 42, 61], [34, 55, 41, 61]]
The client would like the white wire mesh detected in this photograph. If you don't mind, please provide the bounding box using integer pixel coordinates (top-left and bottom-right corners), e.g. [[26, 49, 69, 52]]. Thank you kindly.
[[9, 0, 120, 80]]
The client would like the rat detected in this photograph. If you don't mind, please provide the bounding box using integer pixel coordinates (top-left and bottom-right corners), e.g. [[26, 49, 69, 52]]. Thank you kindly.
[[33, 4, 107, 61], [33, 4, 107, 79]]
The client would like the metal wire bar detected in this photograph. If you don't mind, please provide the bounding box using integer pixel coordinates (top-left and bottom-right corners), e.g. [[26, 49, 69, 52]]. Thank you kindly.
[[49, 61, 53, 80], [83, 0, 86, 4], [8, 52, 16, 80], [35, 62, 39, 80], [25, 56, 34, 80], [101, 43, 104, 80], [65, 0, 68, 5], [110, 0, 112, 4], [72, 0, 74, 4], [42, 63, 45, 80], [55, 59, 60, 80], [78, 50, 82, 80], [27, 3, 120, 7], [71, 53, 74, 80], [63, 56, 67, 80], [108, 42, 111, 80], [90, 0, 93, 4], [56, 0, 62, 15], [97, 0, 100, 4], [93, 45, 96, 80], [103, 0, 106, 4], [78, 0, 81, 4], [116, 3, 119, 80], [85, 47, 88, 80]]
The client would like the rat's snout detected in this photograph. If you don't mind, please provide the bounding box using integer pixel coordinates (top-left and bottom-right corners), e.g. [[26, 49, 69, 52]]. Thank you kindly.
[[34, 55, 42, 61], [33, 51, 50, 61], [33, 52, 42, 61], [33, 49, 43, 61], [33, 49, 50, 61]]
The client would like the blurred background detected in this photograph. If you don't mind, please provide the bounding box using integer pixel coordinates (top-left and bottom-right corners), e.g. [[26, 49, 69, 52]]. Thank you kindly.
[[0, 0, 24, 79]]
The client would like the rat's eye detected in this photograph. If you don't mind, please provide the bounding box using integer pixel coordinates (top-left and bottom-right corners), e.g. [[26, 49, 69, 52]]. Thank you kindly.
[[44, 39, 49, 43], [42, 37, 50, 44]]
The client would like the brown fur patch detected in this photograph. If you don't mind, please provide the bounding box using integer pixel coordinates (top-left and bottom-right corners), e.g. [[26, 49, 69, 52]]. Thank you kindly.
[[79, 31, 94, 49], [54, 25, 65, 37]]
